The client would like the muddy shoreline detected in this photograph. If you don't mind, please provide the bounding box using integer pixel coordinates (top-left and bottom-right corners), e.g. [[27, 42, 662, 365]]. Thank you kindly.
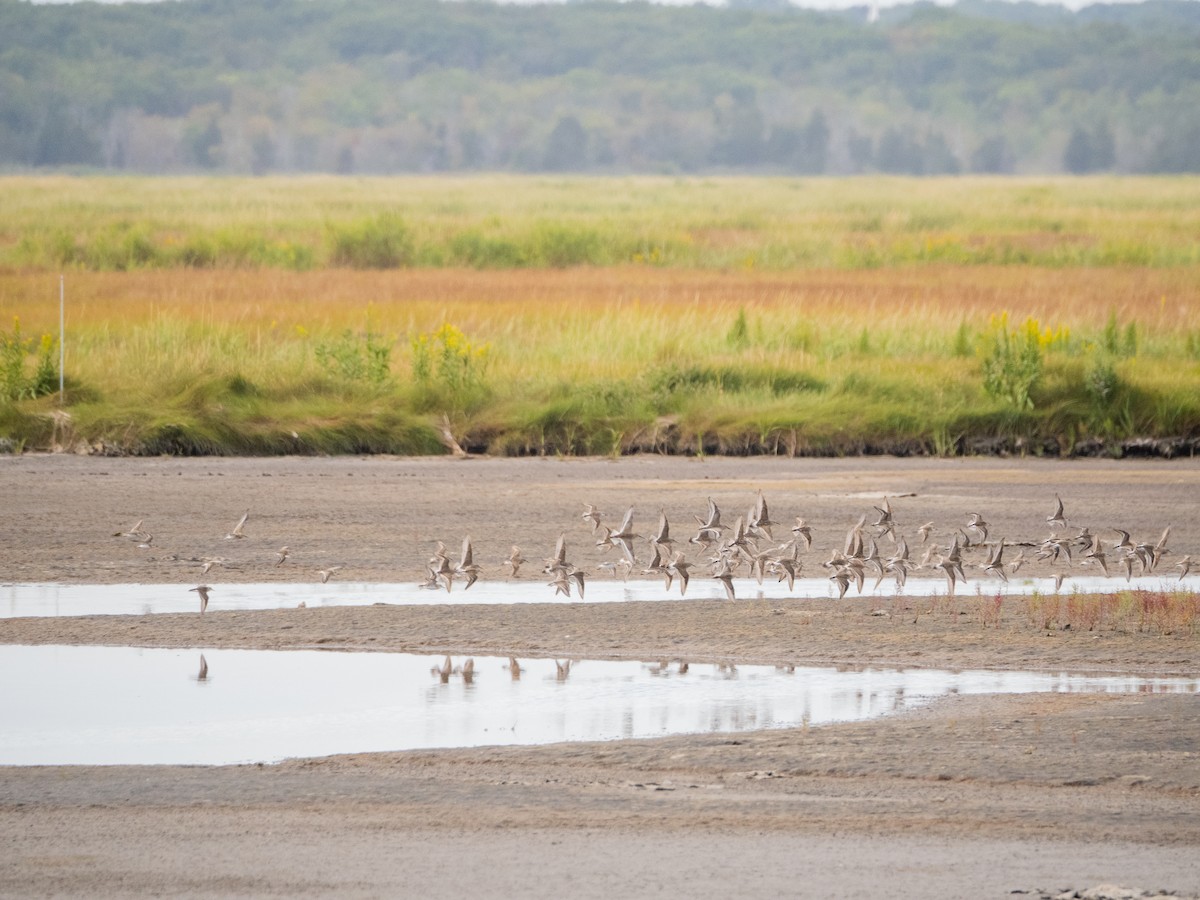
[[2, 454, 1198, 898]]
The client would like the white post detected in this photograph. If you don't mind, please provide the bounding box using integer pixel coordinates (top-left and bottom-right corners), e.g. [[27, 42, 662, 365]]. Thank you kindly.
[[59, 274, 64, 404]]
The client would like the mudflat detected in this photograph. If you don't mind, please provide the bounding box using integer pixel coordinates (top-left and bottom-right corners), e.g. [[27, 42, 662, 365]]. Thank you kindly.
[[1, 453, 1198, 899]]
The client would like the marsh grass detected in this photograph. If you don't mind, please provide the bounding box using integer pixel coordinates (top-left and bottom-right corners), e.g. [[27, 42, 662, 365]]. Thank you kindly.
[[6, 175, 1200, 273], [2, 175, 1199, 456], [2, 265, 1197, 455]]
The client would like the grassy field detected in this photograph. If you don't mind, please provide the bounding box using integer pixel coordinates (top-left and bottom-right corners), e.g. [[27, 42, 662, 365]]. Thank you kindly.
[[1, 176, 1198, 457], [6, 175, 1200, 272]]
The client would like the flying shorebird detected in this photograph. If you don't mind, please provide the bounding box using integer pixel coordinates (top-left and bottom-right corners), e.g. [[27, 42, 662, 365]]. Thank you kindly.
[[607, 507, 639, 564], [225, 509, 249, 540], [642, 541, 672, 588], [567, 566, 587, 598], [1083, 534, 1109, 577], [982, 540, 1008, 583], [317, 565, 342, 583], [114, 519, 148, 541], [933, 556, 960, 596], [275, 546, 290, 567], [189, 584, 212, 614], [842, 514, 867, 558], [1111, 528, 1135, 556], [502, 545, 526, 578], [648, 508, 674, 548], [549, 571, 572, 597], [791, 517, 813, 550], [694, 497, 724, 532], [829, 570, 852, 600], [544, 532, 569, 574], [917, 522, 936, 544], [598, 558, 633, 580], [689, 523, 722, 549], [747, 490, 775, 539], [712, 558, 736, 601], [667, 551, 692, 596], [1118, 550, 1136, 582], [200, 556, 225, 575], [427, 544, 454, 592], [1177, 555, 1192, 581], [965, 513, 989, 543], [581, 504, 604, 534], [871, 497, 897, 540], [1151, 525, 1172, 571], [455, 535, 482, 590], [1047, 493, 1068, 530], [770, 555, 799, 591]]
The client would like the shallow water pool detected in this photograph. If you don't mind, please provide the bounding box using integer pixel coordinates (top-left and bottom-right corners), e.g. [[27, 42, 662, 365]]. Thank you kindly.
[[1, 573, 1190, 618], [0, 645, 1194, 766]]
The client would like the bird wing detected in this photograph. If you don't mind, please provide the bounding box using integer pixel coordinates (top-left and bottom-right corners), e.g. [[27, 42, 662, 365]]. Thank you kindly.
[[656, 510, 670, 543], [1156, 525, 1172, 550], [461, 535, 473, 568], [718, 574, 735, 601]]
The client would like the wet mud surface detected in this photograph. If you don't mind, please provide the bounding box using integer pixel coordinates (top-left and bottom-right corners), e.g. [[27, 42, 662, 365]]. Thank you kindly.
[[1, 454, 1198, 898]]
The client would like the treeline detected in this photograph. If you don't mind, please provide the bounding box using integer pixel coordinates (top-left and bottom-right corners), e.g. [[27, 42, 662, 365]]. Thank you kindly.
[[2, 0, 1199, 175]]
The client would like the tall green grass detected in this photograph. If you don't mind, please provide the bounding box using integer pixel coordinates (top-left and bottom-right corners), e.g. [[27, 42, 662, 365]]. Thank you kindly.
[[5, 175, 1200, 272]]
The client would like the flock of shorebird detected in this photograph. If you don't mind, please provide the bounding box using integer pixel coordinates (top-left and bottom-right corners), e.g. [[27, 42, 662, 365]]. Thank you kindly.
[[112, 491, 1191, 615], [509, 491, 1188, 603]]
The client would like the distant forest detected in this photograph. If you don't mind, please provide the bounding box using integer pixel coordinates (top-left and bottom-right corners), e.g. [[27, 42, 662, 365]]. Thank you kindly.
[[3, 0, 1200, 175]]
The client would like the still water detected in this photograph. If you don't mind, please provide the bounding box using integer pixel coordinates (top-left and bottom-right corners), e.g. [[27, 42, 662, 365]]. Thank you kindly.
[[0, 645, 1194, 766], [1, 573, 1189, 618]]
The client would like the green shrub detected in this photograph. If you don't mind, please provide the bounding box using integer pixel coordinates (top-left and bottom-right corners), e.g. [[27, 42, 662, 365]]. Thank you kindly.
[[1084, 354, 1121, 408], [410, 323, 490, 412], [314, 328, 392, 385], [526, 223, 605, 267], [447, 230, 526, 268], [328, 213, 413, 269], [0, 319, 59, 402], [981, 314, 1042, 410]]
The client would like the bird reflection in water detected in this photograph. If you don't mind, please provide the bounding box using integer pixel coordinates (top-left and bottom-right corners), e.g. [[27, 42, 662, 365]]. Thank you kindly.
[[195, 653, 209, 684], [430, 655, 476, 684], [647, 659, 690, 677]]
